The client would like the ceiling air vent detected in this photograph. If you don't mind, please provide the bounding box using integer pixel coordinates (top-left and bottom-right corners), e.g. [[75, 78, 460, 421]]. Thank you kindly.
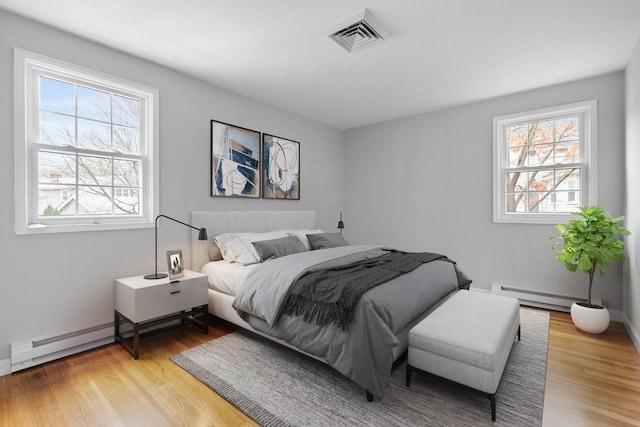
[[323, 9, 388, 53]]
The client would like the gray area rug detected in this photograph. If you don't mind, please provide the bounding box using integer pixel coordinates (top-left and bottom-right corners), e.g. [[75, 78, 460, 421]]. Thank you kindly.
[[171, 308, 548, 426]]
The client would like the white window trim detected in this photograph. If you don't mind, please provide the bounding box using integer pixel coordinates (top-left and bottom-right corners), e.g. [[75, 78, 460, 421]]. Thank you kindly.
[[14, 48, 159, 234], [492, 100, 598, 224]]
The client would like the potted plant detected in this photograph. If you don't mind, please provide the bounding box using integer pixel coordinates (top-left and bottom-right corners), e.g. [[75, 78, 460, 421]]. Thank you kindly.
[[552, 205, 630, 334]]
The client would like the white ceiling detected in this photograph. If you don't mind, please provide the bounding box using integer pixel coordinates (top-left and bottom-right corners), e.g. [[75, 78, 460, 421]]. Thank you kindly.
[[2, 0, 640, 129]]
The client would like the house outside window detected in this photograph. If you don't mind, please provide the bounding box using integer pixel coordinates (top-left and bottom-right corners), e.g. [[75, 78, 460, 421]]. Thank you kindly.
[[14, 49, 159, 234], [493, 100, 597, 224]]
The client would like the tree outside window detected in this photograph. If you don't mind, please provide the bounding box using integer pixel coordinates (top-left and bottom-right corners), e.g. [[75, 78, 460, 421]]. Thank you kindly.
[[493, 100, 597, 224], [38, 77, 142, 217]]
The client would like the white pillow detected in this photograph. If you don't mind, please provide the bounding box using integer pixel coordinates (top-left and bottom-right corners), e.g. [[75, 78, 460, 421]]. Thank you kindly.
[[214, 232, 269, 262], [213, 232, 239, 262], [214, 232, 236, 246], [222, 231, 289, 265], [276, 229, 323, 251]]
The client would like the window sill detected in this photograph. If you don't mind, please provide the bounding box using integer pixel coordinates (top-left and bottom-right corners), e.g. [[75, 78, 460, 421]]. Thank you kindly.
[[493, 213, 577, 225], [16, 220, 154, 235]]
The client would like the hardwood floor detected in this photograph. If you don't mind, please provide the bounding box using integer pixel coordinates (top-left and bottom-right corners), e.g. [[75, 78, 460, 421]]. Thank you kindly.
[[543, 311, 640, 427], [1, 310, 639, 426], [0, 321, 257, 427]]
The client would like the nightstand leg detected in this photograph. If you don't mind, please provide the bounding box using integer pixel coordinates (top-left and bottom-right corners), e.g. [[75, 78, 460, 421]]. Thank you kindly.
[[202, 308, 209, 335], [133, 323, 140, 360], [114, 311, 120, 338]]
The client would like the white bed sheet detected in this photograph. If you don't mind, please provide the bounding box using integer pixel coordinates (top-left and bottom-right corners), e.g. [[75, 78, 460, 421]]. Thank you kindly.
[[202, 260, 259, 296]]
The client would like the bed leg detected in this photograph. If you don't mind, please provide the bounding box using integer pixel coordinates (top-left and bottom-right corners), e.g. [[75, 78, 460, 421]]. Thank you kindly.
[[366, 390, 373, 402], [406, 364, 412, 386]]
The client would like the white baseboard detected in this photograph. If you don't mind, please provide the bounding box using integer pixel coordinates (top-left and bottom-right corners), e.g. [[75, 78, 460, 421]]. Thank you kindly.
[[10, 320, 114, 373], [623, 313, 640, 355], [0, 358, 10, 377], [610, 309, 624, 323], [470, 286, 628, 323]]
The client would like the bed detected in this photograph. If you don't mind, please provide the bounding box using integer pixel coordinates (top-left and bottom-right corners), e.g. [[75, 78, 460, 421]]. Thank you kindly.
[[191, 210, 465, 401]]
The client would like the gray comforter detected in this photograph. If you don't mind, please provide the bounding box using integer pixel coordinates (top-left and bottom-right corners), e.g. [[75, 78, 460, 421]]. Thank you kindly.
[[232, 245, 459, 399]]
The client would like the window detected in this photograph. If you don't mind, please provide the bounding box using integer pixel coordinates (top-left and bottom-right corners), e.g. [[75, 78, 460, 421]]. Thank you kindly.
[[493, 100, 597, 224], [14, 49, 159, 234]]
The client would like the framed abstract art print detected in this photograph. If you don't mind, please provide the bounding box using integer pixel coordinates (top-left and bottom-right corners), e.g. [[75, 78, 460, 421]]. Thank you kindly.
[[262, 134, 300, 200], [211, 120, 261, 198]]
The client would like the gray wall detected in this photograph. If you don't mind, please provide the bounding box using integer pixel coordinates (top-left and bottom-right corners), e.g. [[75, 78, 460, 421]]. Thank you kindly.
[[344, 73, 625, 310], [624, 38, 640, 347], [0, 10, 344, 362]]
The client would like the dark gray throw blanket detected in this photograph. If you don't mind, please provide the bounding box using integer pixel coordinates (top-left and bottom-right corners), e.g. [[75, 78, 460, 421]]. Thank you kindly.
[[282, 251, 450, 331]]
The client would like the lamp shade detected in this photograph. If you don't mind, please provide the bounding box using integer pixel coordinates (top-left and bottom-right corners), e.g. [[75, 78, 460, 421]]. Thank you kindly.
[[144, 215, 208, 280]]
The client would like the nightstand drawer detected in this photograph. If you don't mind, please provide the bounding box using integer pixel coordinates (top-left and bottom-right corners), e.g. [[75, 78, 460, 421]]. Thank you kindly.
[[134, 279, 207, 322], [115, 271, 208, 323]]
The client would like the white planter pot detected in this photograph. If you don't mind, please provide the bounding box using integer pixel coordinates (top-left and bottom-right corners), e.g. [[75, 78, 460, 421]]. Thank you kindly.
[[570, 302, 610, 334]]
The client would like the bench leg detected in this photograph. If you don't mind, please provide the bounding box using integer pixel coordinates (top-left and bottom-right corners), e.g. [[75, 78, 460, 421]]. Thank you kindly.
[[405, 363, 499, 421], [490, 394, 496, 422]]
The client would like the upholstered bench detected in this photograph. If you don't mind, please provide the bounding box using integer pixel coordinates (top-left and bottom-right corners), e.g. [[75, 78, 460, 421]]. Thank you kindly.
[[406, 290, 520, 421]]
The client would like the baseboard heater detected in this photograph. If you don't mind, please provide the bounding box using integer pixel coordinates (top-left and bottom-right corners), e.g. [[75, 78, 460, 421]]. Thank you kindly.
[[490, 283, 600, 312], [11, 320, 114, 372]]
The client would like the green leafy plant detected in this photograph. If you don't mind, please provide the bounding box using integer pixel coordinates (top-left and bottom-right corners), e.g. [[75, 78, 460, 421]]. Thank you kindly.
[[552, 206, 630, 306]]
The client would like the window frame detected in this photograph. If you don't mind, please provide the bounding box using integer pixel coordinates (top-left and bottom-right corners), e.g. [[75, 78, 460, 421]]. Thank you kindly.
[[14, 48, 159, 234], [492, 100, 597, 224]]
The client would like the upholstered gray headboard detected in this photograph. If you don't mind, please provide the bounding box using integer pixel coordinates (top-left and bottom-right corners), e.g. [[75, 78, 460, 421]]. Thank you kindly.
[[190, 210, 317, 272]]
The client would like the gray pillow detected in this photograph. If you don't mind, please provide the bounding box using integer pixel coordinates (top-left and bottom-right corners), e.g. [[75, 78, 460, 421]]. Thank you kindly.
[[306, 232, 349, 250], [252, 236, 307, 261]]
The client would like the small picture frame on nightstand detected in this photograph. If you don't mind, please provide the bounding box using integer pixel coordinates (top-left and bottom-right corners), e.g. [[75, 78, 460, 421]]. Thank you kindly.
[[167, 250, 184, 280]]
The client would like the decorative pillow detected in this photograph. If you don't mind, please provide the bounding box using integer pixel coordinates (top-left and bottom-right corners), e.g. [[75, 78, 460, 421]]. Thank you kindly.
[[276, 229, 324, 250], [209, 243, 223, 261], [213, 232, 237, 246], [306, 232, 350, 250], [222, 232, 289, 265], [253, 236, 307, 261], [213, 232, 241, 262], [214, 232, 278, 263]]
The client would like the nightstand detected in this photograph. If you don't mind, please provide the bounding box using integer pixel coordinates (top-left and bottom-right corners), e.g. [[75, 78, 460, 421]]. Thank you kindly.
[[114, 269, 209, 359]]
